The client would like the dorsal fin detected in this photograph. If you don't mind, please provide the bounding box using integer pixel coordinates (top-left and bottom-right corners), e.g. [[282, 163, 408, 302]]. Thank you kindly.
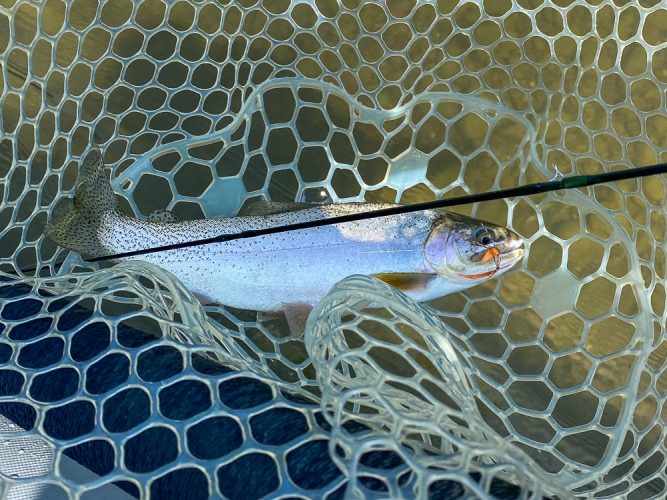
[[148, 209, 180, 223], [239, 200, 313, 216]]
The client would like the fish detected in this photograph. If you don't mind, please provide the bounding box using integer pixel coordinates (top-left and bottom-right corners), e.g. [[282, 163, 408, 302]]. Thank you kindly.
[[45, 148, 525, 337]]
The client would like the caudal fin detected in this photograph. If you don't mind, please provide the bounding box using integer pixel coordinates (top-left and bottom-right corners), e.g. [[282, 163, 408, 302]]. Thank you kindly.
[[44, 147, 118, 258]]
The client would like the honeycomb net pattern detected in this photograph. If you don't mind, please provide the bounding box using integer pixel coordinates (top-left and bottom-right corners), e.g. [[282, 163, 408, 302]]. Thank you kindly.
[[0, 262, 348, 499], [0, 0, 665, 498]]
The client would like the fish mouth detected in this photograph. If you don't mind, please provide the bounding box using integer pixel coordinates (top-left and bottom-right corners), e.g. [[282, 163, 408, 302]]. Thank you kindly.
[[461, 240, 525, 280], [498, 247, 525, 269], [498, 237, 525, 267]]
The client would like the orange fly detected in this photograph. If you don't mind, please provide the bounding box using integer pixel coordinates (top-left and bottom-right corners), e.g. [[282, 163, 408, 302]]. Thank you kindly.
[[481, 247, 500, 263], [462, 247, 501, 279]]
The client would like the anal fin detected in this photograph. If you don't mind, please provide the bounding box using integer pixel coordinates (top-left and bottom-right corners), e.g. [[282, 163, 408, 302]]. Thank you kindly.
[[257, 310, 283, 321], [282, 302, 313, 340]]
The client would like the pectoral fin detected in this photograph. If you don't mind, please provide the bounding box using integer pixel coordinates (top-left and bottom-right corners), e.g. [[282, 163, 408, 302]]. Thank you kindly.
[[282, 302, 313, 340], [371, 273, 438, 292]]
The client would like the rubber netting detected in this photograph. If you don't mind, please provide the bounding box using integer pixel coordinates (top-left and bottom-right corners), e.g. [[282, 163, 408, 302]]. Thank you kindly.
[[0, 0, 666, 498]]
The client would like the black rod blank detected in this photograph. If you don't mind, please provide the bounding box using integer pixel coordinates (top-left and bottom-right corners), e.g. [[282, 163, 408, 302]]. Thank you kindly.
[[82, 160, 667, 263], [9, 160, 667, 276]]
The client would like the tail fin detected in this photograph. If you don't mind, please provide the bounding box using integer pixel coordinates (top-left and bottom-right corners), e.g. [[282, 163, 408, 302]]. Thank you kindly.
[[44, 148, 118, 258]]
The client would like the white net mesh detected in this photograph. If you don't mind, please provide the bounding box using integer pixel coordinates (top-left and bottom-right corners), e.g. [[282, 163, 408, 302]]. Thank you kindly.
[[1, 0, 666, 498]]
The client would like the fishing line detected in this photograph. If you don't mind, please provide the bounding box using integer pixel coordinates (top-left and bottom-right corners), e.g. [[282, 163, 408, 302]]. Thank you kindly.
[[12, 159, 667, 274]]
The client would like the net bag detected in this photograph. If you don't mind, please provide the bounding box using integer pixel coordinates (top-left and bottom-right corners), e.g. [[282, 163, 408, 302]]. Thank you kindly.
[[0, 0, 666, 498]]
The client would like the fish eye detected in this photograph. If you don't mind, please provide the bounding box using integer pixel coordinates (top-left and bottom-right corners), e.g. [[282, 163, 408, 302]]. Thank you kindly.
[[473, 228, 495, 246]]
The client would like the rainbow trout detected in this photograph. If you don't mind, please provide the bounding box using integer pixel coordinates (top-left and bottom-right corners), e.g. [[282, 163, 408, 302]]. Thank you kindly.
[[46, 149, 524, 334]]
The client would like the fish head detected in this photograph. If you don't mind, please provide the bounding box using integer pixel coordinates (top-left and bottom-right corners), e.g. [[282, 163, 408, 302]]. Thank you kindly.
[[424, 212, 525, 285]]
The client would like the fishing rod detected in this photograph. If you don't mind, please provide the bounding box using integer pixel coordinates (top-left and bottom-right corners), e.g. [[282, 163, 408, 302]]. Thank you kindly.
[[12, 159, 667, 274], [86, 160, 667, 262]]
